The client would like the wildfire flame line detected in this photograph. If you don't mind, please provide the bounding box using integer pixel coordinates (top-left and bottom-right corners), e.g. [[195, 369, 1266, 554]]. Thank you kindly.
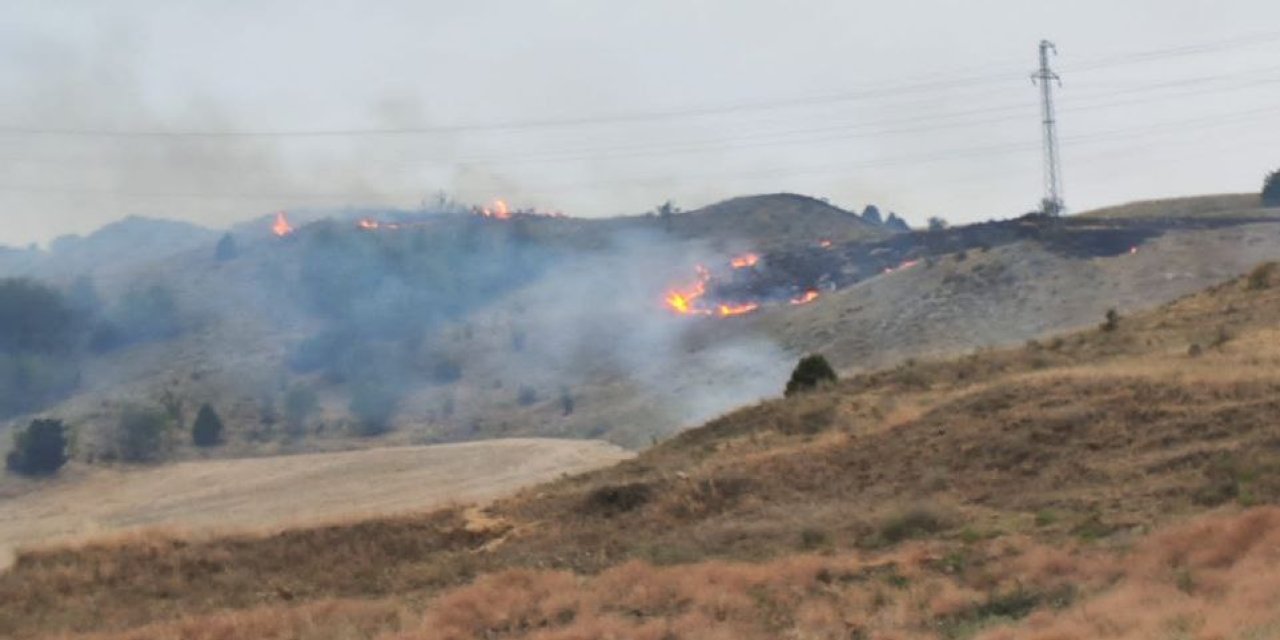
[[272, 211, 294, 237]]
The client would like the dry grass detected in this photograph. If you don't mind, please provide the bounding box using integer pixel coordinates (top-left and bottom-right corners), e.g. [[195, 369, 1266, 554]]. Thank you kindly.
[[6, 263, 1280, 638], [1077, 192, 1266, 219]]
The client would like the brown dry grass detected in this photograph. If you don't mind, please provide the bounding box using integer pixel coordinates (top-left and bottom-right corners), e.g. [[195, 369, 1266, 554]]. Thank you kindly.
[[6, 262, 1280, 639], [1077, 192, 1266, 219]]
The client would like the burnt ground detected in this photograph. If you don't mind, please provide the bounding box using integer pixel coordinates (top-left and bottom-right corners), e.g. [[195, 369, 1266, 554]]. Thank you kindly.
[[711, 215, 1280, 304]]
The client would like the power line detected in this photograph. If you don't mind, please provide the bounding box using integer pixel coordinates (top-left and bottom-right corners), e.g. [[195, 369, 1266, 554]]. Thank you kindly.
[[3, 30, 1280, 140]]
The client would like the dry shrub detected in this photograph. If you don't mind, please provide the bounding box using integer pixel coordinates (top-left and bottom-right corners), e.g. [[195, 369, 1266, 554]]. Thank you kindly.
[[976, 507, 1280, 639], [73, 598, 412, 640], [1246, 262, 1277, 290], [579, 482, 653, 517]]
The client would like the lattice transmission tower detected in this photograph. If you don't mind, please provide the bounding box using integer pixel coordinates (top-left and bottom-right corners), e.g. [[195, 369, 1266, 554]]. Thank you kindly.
[[1032, 40, 1065, 215]]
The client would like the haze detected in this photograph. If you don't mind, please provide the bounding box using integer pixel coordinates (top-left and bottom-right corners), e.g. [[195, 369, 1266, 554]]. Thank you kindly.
[[4, 0, 1280, 246]]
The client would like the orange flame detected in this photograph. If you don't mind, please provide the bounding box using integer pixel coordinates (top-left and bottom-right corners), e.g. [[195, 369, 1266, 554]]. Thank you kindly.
[[480, 199, 512, 220], [730, 253, 760, 269], [717, 302, 759, 317], [790, 290, 820, 305], [818, 239, 833, 249], [664, 265, 712, 315], [272, 211, 294, 237]]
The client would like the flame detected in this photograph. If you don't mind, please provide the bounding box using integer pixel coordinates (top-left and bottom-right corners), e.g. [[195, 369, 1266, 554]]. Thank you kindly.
[[480, 199, 512, 220], [790, 290, 820, 305], [272, 211, 294, 237], [357, 218, 380, 230], [1129, 246, 1138, 255], [818, 239, 833, 249], [664, 265, 713, 316], [717, 302, 759, 317], [730, 253, 760, 269]]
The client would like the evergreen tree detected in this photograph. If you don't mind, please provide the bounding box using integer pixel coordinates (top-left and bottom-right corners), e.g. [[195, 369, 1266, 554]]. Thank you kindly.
[[192, 403, 224, 447], [1264, 169, 1280, 207], [5, 418, 69, 476], [884, 213, 911, 232], [785, 354, 838, 397], [214, 233, 239, 261], [861, 205, 883, 225]]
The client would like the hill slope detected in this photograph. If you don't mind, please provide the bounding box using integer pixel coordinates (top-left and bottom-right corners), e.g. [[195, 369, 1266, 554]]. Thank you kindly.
[[3, 262, 1279, 639]]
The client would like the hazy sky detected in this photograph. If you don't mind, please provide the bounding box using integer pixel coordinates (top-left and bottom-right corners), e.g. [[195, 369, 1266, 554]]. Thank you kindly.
[[4, 0, 1280, 245]]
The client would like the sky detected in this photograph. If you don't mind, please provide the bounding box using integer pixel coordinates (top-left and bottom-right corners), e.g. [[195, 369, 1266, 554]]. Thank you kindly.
[[3, 0, 1280, 246]]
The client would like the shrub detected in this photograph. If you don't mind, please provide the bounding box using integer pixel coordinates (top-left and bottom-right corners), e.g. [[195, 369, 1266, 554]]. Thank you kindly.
[[214, 233, 238, 261], [580, 482, 652, 517], [113, 404, 173, 462], [1263, 169, 1280, 207], [1246, 262, 1276, 290], [1100, 308, 1120, 332], [879, 505, 950, 543], [284, 386, 319, 435], [191, 403, 224, 447], [517, 386, 538, 407], [5, 418, 70, 477], [349, 381, 402, 436], [785, 354, 837, 396]]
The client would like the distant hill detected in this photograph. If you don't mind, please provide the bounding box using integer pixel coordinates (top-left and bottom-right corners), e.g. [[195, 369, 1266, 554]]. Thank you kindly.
[[659, 193, 893, 249], [1077, 192, 1276, 219], [0, 216, 220, 281]]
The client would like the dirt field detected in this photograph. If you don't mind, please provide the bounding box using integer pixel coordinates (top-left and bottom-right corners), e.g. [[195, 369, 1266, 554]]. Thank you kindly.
[[0, 438, 631, 566]]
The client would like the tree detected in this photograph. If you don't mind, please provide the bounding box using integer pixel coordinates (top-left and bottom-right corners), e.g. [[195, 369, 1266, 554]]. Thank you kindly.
[[655, 200, 680, 232], [113, 404, 172, 462], [349, 381, 401, 436], [927, 216, 949, 232], [884, 213, 910, 233], [192, 403, 224, 447], [1264, 169, 1280, 207], [5, 418, 69, 476], [785, 354, 838, 397], [214, 233, 239, 261], [861, 205, 883, 225], [283, 385, 319, 436]]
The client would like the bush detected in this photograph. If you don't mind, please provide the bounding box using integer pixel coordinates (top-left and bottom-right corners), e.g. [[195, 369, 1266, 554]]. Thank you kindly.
[[113, 404, 173, 462], [5, 418, 70, 477], [1100, 308, 1120, 332], [1263, 169, 1280, 207], [284, 386, 319, 435], [349, 381, 402, 436], [1246, 262, 1276, 291], [784, 354, 837, 397], [191, 403, 224, 447], [214, 233, 239, 261]]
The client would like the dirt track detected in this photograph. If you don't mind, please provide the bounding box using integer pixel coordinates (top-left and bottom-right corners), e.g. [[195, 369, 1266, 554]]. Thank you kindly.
[[0, 438, 631, 565]]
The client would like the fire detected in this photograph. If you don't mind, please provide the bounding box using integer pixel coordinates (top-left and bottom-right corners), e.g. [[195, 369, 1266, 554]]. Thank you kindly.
[[480, 199, 512, 220], [357, 218, 380, 230], [730, 253, 760, 269], [790, 290, 820, 305], [717, 302, 759, 317], [818, 239, 833, 249], [664, 265, 712, 316], [272, 211, 294, 237], [1129, 246, 1138, 255]]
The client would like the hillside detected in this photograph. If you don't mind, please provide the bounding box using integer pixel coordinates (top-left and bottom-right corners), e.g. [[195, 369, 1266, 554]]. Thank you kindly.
[[1077, 192, 1276, 219], [3, 261, 1279, 639]]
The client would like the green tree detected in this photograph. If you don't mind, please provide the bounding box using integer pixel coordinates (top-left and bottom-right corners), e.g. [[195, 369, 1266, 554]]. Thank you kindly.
[[192, 403, 224, 447], [214, 233, 239, 261], [283, 386, 319, 436], [114, 404, 172, 462], [785, 354, 838, 397], [349, 382, 401, 436], [1264, 169, 1280, 207], [5, 418, 70, 477]]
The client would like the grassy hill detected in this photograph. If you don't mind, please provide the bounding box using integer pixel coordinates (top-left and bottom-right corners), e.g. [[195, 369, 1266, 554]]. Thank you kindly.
[[3, 261, 1279, 639], [1077, 192, 1277, 219]]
